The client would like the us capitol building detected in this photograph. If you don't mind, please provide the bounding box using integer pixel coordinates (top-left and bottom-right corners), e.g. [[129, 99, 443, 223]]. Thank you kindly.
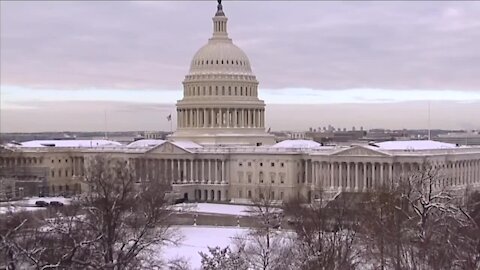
[[1, 2, 480, 202]]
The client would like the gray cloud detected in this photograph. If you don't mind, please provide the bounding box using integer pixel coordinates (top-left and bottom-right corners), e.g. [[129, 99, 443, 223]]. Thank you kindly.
[[2, 1, 480, 91]]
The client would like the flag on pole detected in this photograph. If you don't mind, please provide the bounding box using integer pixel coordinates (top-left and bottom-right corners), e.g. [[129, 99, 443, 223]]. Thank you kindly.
[[166, 114, 172, 121], [267, 127, 271, 133]]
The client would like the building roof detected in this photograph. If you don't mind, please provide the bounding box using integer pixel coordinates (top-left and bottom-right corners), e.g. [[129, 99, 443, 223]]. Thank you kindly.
[[127, 139, 166, 148], [171, 141, 203, 149], [374, 140, 457, 150], [16, 140, 122, 148], [271, 139, 322, 149]]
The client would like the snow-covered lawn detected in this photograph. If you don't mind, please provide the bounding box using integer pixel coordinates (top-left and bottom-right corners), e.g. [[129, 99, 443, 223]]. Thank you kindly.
[[174, 203, 252, 216], [0, 196, 73, 214], [162, 225, 248, 269], [0, 206, 43, 214]]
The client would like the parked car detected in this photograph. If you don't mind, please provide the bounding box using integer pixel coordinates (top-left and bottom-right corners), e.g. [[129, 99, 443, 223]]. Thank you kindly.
[[49, 201, 64, 207], [35, 200, 49, 207], [174, 198, 187, 204]]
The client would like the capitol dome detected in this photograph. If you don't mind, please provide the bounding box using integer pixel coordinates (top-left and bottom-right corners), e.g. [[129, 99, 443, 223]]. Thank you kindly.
[[169, 1, 275, 146], [189, 41, 253, 75]]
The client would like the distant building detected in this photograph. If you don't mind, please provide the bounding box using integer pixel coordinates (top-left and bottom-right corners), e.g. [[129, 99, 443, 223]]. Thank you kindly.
[[436, 131, 480, 146]]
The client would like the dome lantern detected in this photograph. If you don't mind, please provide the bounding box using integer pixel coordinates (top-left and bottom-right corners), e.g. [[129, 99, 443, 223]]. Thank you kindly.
[[212, 0, 228, 40]]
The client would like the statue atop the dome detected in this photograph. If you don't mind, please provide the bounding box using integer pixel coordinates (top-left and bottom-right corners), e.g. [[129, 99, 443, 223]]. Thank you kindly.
[[216, 0, 224, 16]]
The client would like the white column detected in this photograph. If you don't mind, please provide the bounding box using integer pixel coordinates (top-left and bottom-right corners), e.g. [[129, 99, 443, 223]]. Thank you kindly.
[[371, 163, 375, 188], [380, 163, 384, 187], [363, 163, 367, 191], [233, 109, 237, 128], [202, 159, 205, 183], [170, 159, 174, 183], [355, 163, 359, 191], [177, 160, 181, 183], [203, 109, 207, 128], [211, 109, 215, 128], [215, 160, 219, 183], [347, 163, 351, 190], [190, 160, 194, 183], [208, 160, 212, 184], [389, 163, 393, 187], [304, 160, 308, 183], [311, 161, 315, 186], [330, 163, 334, 189], [221, 160, 226, 184], [339, 162, 343, 190], [261, 109, 265, 128]]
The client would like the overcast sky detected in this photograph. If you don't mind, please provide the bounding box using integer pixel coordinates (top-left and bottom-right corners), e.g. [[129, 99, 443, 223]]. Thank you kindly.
[[1, 1, 479, 132]]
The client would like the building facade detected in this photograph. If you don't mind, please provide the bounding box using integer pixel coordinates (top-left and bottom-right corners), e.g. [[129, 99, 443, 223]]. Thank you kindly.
[[1, 2, 480, 202]]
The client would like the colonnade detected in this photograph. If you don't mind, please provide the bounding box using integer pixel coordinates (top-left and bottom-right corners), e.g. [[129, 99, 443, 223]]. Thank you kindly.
[[0, 156, 42, 167], [304, 159, 480, 191], [177, 108, 265, 129], [134, 158, 227, 185], [72, 157, 85, 177]]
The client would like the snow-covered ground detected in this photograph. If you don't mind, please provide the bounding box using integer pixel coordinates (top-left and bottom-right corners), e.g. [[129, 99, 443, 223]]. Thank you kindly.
[[174, 202, 283, 217], [174, 203, 253, 216], [162, 225, 247, 269], [0, 196, 72, 214]]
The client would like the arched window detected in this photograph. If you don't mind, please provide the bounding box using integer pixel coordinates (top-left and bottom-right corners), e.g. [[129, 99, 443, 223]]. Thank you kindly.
[[222, 86, 225, 95], [216, 60, 219, 64], [234, 87, 237, 95], [221, 60, 224, 64]]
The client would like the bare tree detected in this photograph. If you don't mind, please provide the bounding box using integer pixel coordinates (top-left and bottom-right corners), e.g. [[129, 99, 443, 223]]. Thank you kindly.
[[1, 155, 177, 270], [453, 190, 480, 269], [234, 185, 294, 270], [283, 193, 359, 270], [358, 187, 415, 270], [199, 246, 247, 270], [359, 163, 479, 270]]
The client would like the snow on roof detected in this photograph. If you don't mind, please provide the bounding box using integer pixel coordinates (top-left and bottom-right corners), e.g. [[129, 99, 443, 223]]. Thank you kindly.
[[374, 140, 457, 150], [272, 139, 321, 148], [127, 139, 166, 148], [171, 140, 203, 149], [19, 140, 122, 148]]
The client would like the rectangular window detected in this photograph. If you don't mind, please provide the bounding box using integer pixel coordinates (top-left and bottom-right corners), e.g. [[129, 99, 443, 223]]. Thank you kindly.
[[281, 162, 285, 167], [248, 190, 252, 198], [280, 192, 284, 200], [248, 174, 252, 183], [271, 162, 275, 167]]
